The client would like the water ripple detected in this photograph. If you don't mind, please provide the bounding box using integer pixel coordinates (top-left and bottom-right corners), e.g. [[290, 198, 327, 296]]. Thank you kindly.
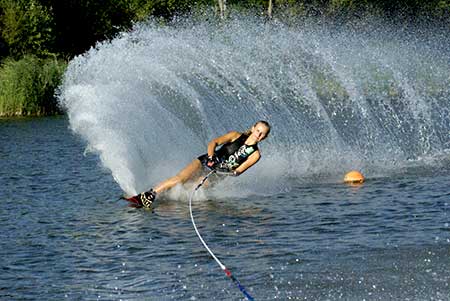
[[1, 118, 450, 300]]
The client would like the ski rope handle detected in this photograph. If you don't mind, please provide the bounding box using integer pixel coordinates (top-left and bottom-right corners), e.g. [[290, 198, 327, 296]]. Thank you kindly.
[[189, 170, 255, 301]]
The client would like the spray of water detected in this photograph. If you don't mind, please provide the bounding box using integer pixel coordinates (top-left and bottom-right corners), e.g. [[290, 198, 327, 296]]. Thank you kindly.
[[58, 15, 450, 196]]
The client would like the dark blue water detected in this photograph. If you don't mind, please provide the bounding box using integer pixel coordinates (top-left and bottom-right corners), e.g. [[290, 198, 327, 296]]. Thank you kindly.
[[1, 117, 449, 300]]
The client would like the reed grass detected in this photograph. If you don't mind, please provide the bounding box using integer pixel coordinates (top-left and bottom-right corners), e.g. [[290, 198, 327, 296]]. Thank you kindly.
[[0, 55, 66, 116]]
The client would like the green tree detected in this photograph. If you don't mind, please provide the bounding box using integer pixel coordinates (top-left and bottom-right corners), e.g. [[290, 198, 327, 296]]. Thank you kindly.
[[0, 0, 54, 59], [38, 0, 196, 58]]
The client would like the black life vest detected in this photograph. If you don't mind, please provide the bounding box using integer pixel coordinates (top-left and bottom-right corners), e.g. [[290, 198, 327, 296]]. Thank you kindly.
[[215, 134, 258, 170]]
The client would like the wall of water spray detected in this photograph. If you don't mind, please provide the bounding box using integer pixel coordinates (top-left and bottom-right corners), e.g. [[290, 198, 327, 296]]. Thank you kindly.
[[58, 15, 450, 196]]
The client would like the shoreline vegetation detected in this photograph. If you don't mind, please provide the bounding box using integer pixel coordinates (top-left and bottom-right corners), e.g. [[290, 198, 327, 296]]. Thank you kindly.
[[0, 0, 449, 117]]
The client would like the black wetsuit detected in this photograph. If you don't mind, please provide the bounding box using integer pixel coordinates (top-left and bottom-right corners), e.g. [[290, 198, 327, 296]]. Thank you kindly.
[[198, 134, 258, 172]]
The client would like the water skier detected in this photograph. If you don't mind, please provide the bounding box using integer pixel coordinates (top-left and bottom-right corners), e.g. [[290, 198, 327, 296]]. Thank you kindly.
[[125, 120, 271, 208]]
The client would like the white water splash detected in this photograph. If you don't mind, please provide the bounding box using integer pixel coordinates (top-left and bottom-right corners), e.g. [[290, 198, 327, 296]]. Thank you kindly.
[[58, 15, 450, 195]]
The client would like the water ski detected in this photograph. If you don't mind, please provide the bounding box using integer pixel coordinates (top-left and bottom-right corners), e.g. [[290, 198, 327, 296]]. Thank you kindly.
[[123, 189, 156, 208]]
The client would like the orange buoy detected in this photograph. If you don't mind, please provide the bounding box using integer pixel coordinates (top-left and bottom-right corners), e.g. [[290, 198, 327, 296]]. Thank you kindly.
[[344, 170, 365, 184]]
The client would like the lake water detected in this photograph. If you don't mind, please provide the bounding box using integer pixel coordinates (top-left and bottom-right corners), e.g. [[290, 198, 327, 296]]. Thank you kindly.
[[1, 117, 449, 300]]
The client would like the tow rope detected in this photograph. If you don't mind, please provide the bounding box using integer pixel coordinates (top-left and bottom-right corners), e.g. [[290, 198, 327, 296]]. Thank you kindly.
[[188, 170, 255, 301]]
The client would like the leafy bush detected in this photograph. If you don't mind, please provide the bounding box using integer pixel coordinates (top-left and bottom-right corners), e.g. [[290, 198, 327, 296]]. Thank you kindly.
[[0, 55, 66, 116]]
